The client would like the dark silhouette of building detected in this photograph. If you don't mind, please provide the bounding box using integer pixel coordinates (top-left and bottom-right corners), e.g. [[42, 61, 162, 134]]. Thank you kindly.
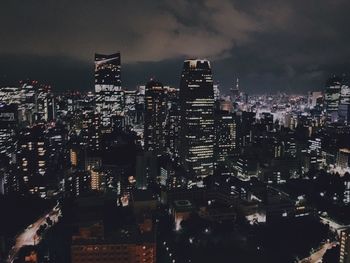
[[325, 76, 342, 122], [144, 80, 167, 154], [179, 59, 215, 182], [94, 53, 123, 129], [95, 53, 121, 87], [214, 110, 237, 164]]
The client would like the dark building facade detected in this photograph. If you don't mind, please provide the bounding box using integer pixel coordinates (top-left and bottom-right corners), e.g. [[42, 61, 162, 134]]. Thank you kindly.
[[179, 59, 215, 182], [215, 110, 237, 164], [144, 80, 167, 154], [94, 53, 123, 129], [324, 76, 342, 122]]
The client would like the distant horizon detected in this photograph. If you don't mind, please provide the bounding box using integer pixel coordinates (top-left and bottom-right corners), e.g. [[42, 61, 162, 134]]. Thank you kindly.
[[0, 54, 346, 95]]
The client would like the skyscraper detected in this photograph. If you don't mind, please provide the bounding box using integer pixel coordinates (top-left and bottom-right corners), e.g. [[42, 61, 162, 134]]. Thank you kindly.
[[17, 125, 49, 195], [339, 84, 350, 123], [215, 110, 237, 164], [95, 53, 121, 86], [0, 104, 18, 159], [94, 53, 123, 130], [179, 59, 215, 181], [324, 76, 342, 122], [165, 89, 181, 156], [144, 80, 167, 153]]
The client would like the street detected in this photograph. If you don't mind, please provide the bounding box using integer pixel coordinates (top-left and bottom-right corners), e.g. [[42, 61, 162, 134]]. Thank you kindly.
[[299, 241, 337, 263], [7, 203, 61, 263]]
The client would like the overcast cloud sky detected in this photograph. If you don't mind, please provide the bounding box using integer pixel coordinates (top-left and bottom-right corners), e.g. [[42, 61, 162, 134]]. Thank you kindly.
[[0, 0, 350, 93]]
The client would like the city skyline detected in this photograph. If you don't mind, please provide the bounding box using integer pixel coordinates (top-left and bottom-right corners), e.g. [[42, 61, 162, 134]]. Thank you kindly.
[[1, 2, 350, 263], [1, 0, 350, 93]]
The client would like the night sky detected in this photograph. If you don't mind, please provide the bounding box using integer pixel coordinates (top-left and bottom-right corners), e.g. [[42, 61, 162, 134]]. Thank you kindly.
[[1, 0, 350, 93]]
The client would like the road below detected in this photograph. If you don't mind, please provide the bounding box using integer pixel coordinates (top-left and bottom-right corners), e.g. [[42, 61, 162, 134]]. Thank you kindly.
[[7, 203, 61, 263], [299, 241, 337, 263]]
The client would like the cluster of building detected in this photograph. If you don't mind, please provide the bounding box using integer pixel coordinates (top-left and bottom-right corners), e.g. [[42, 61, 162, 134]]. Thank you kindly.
[[1, 52, 350, 262]]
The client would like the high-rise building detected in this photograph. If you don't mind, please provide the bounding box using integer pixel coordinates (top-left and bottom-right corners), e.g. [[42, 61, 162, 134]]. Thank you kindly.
[[17, 125, 49, 195], [179, 59, 215, 181], [0, 104, 18, 160], [215, 110, 237, 164], [94, 53, 123, 130], [136, 151, 158, 189], [35, 85, 56, 122], [44, 95, 56, 121], [124, 90, 137, 125], [339, 84, 350, 123], [144, 80, 167, 153], [95, 53, 121, 86], [135, 85, 146, 126], [81, 111, 101, 153], [239, 111, 256, 147], [165, 90, 181, 156], [324, 76, 342, 122]]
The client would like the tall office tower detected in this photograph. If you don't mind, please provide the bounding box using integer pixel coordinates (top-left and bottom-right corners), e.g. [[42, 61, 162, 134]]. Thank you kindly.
[[124, 90, 137, 125], [339, 84, 350, 123], [34, 84, 56, 122], [215, 110, 237, 164], [166, 91, 181, 156], [136, 151, 158, 189], [44, 95, 56, 121], [324, 76, 342, 122], [135, 85, 146, 125], [179, 59, 215, 181], [340, 228, 350, 263], [239, 111, 256, 148], [0, 104, 18, 160], [81, 111, 101, 153], [144, 80, 167, 153], [17, 125, 49, 196], [94, 53, 123, 130]]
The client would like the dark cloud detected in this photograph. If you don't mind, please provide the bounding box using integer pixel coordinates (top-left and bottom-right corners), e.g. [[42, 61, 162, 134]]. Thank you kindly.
[[0, 0, 350, 93]]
